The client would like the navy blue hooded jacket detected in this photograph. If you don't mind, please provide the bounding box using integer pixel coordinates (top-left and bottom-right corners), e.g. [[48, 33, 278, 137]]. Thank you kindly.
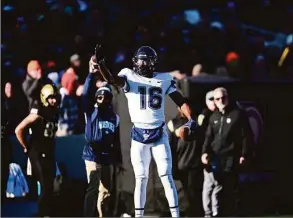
[[82, 73, 122, 165]]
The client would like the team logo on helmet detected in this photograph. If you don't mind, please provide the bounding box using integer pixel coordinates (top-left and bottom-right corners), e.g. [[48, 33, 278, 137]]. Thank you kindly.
[[132, 46, 158, 77]]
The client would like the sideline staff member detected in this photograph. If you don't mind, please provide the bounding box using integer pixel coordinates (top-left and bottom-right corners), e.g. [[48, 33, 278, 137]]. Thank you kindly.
[[201, 87, 253, 217], [82, 58, 124, 217]]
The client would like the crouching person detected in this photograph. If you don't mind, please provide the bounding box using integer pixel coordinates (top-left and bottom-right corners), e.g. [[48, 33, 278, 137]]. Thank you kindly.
[[82, 65, 124, 217]]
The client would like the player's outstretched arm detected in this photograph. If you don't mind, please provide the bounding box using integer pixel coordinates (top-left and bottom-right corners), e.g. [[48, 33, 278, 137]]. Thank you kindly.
[[15, 113, 40, 153]]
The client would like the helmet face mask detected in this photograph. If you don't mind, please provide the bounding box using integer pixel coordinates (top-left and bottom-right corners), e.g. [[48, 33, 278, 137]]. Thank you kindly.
[[133, 46, 158, 77]]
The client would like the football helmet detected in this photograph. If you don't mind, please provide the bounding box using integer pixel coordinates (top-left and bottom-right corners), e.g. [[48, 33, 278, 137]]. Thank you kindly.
[[40, 84, 59, 107], [132, 46, 158, 77]]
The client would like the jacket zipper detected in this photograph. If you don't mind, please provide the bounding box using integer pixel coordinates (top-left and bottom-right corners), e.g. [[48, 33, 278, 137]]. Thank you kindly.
[[219, 116, 224, 135]]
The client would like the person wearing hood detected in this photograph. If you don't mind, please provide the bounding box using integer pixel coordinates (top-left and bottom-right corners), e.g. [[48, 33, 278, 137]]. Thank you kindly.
[[82, 62, 124, 217], [22, 60, 53, 111]]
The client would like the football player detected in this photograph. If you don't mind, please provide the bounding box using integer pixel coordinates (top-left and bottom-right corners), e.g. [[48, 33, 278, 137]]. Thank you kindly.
[[90, 45, 197, 217], [15, 84, 60, 217]]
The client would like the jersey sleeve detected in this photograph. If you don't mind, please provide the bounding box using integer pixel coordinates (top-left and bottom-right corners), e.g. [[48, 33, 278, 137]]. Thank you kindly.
[[30, 103, 41, 115], [165, 75, 177, 95], [117, 68, 131, 92]]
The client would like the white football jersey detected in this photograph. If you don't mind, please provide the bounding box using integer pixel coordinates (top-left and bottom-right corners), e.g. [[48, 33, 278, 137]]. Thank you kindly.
[[118, 68, 177, 129]]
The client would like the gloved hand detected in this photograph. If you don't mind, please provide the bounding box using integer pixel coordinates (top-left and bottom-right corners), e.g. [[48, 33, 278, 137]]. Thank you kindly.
[[179, 119, 197, 141], [183, 119, 197, 131]]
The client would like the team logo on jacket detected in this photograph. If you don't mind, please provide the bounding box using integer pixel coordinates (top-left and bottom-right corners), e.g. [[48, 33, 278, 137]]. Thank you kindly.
[[99, 121, 115, 132]]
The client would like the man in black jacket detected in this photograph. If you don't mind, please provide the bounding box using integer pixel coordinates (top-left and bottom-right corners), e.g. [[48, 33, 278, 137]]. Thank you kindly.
[[201, 87, 253, 217], [22, 60, 52, 111]]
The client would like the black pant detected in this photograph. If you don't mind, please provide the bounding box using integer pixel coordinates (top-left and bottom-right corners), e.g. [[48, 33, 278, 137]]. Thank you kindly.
[[214, 171, 238, 217], [179, 169, 204, 217], [83, 165, 116, 217], [29, 149, 56, 217]]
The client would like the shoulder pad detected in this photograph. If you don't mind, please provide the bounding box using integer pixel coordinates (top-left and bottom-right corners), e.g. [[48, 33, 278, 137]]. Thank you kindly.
[[155, 72, 173, 81], [118, 68, 133, 78]]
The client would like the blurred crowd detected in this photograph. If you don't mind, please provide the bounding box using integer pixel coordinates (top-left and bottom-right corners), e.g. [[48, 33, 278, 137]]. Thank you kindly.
[[2, 0, 293, 136]]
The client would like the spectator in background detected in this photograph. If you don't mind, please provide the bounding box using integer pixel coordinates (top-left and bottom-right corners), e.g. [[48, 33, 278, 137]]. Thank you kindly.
[[198, 90, 217, 131], [22, 60, 52, 110], [70, 53, 88, 84], [201, 87, 254, 217], [1, 83, 14, 200], [70, 54, 81, 70], [46, 61, 60, 87], [57, 67, 79, 136], [167, 100, 203, 217], [192, 64, 204, 77], [191, 64, 235, 82], [3, 82, 27, 132], [225, 52, 243, 79], [251, 54, 269, 81]]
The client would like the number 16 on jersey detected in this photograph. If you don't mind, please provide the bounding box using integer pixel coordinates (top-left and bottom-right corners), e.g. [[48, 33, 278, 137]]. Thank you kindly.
[[138, 86, 163, 110]]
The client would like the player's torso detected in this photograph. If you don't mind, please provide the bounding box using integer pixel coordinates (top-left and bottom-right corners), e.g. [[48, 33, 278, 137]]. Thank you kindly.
[[30, 110, 58, 153], [124, 71, 170, 128]]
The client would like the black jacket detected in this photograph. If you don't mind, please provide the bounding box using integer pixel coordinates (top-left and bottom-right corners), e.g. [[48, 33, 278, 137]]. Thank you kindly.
[[202, 103, 253, 172], [22, 75, 52, 110]]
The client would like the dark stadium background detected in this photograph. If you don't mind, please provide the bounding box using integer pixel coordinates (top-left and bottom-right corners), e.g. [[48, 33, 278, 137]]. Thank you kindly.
[[2, 0, 293, 216]]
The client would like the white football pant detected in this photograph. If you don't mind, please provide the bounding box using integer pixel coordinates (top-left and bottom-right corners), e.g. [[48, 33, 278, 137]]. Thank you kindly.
[[130, 129, 179, 217]]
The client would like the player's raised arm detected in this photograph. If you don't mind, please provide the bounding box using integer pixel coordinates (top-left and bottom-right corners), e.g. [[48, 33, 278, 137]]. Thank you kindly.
[[90, 44, 126, 88]]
